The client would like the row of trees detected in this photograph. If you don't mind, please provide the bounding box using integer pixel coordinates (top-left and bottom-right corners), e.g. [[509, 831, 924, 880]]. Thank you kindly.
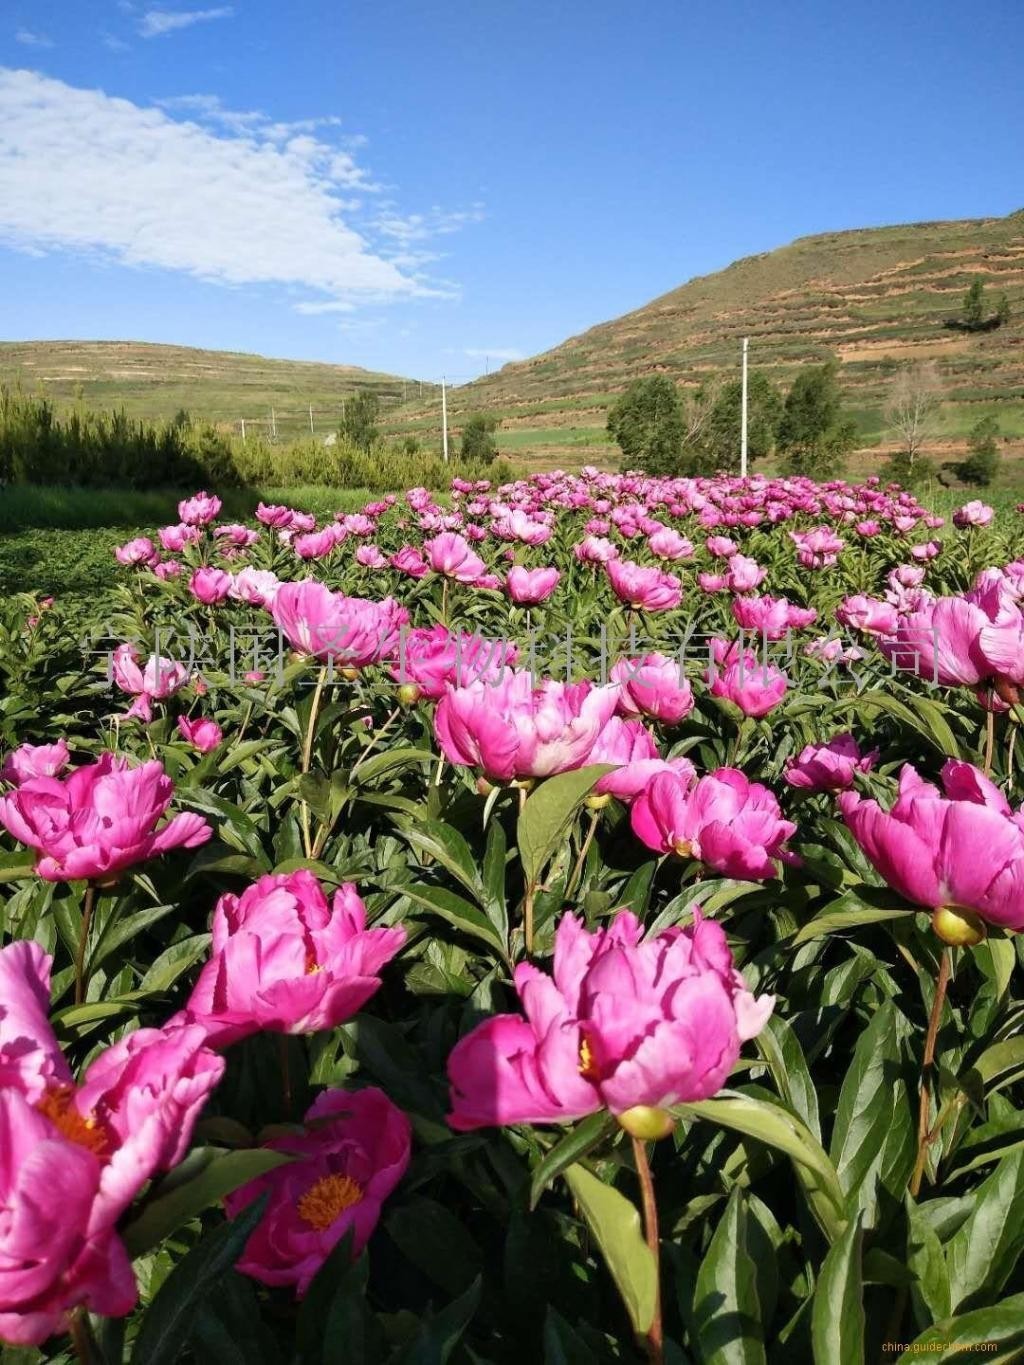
[[340, 391, 501, 465], [607, 361, 857, 479]]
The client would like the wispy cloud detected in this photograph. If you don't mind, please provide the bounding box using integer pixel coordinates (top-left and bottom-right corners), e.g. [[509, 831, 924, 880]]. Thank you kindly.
[[464, 347, 523, 362], [15, 29, 53, 48], [0, 69, 466, 309], [138, 6, 234, 38]]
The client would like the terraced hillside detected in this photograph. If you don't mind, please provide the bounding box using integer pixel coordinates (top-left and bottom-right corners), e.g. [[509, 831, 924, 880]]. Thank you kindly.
[[0, 340, 434, 443], [390, 211, 1024, 470]]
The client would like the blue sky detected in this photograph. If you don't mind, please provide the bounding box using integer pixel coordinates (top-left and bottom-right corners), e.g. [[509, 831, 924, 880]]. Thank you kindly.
[[0, 0, 1021, 383]]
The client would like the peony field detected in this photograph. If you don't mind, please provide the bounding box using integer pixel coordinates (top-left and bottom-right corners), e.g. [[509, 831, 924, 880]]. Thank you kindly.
[[5, 467, 1024, 1363]]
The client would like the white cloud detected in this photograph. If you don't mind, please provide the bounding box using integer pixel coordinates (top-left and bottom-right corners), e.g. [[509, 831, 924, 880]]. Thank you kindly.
[[464, 347, 523, 362], [138, 7, 234, 38], [0, 69, 453, 307], [15, 29, 53, 48]]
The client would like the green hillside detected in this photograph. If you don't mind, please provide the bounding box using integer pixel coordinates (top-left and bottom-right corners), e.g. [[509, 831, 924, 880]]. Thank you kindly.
[[389, 210, 1024, 472], [0, 340, 435, 444]]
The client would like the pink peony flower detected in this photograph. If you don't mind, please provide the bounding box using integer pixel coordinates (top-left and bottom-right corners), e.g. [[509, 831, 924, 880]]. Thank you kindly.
[[229, 567, 280, 607], [706, 647, 787, 718], [355, 544, 388, 569], [271, 581, 408, 668], [225, 1087, 410, 1296], [111, 643, 189, 723], [256, 502, 298, 528], [178, 491, 222, 526], [952, 500, 994, 529], [590, 717, 696, 803], [435, 669, 619, 782], [215, 523, 260, 548], [835, 595, 899, 636], [0, 941, 223, 1345], [575, 535, 619, 563], [647, 527, 694, 560], [390, 625, 517, 701], [176, 715, 223, 753], [158, 523, 201, 552], [0, 753, 211, 882], [784, 733, 877, 792], [189, 567, 232, 605], [790, 527, 844, 569], [424, 532, 486, 582], [725, 554, 766, 593], [114, 537, 158, 568], [506, 565, 561, 604], [631, 768, 797, 879], [610, 653, 694, 725], [732, 594, 817, 640], [447, 910, 773, 1129], [606, 559, 682, 611], [706, 535, 738, 558], [181, 872, 405, 1047], [390, 545, 430, 579], [840, 761, 1024, 932], [1, 739, 70, 786]]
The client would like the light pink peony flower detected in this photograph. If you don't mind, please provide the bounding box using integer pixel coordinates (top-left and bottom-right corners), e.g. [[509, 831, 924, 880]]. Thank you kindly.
[[835, 595, 900, 636], [447, 910, 773, 1129], [111, 643, 189, 723], [0, 942, 223, 1345], [606, 559, 682, 611], [435, 669, 619, 781], [953, 501, 994, 529], [785, 733, 877, 792], [574, 535, 619, 563], [840, 761, 1024, 932], [229, 567, 280, 607], [114, 537, 158, 568], [1, 739, 70, 786], [647, 527, 694, 560], [180, 872, 404, 1047], [725, 554, 766, 593], [506, 565, 561, 604], [631, 768, 797, 879], [611, 653, 694, 725], [0, 754, 210, 882], [225, 1087, 410, 1296]]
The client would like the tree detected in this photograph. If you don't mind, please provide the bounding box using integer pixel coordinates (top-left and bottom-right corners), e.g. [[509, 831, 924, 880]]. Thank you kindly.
[[996, 293, 1012, 326], [885, 362, 942, 472], [776, 360, 857, 477], [606, 376, 686, 474], [459, 412, 499, 464], [962, 278, 986, 330], [956, 415, 1000, 486], [338, 391, 380, 452], [692, 372, 782, 474]]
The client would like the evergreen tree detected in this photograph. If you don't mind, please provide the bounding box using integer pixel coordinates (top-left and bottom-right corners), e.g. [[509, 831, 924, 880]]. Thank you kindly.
[[459, 413, 499, 464], [606, 376, 686, 474], [338, 391, 380, 452], [962, 278, 986, 330], [957, 415, 1000, 486], [777, 360, 856, 477]]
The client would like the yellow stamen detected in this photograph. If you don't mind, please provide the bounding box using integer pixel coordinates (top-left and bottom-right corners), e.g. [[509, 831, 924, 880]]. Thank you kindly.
[[36, 1086, 110, 1159], [296, 1173, 363, 1230], [579, 1036, 600, 1081]]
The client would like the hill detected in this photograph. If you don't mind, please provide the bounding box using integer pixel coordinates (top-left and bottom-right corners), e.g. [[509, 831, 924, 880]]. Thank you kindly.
[[0, 340, 434, 444], [389, 211, 1024, 472]]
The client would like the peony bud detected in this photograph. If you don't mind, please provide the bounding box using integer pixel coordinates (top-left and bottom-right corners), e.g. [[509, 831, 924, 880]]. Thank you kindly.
[[617, 1105, 677, 1140], [932, 905, 987, 947]]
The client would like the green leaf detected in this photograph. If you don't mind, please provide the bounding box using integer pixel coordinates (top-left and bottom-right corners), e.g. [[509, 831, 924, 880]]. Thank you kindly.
[[756, 1014, 821, 1141], [792, 889, 914, 945], [394, 1276, 482, 1365], [964, 1038, 1024, 1098], [811, 1211, 864, 1365], [129, 1195, 267, 1365], [399, 820, 485, 902], [0, 851, 35, 883], [676, 1094, 846, 1240], [401, 883, 507, 959], [139, 934, 211, 992], [946, 1148, 1024, 1312], [350, 745, 433, 784], [518, 765, 614, 886], [386, 1197, 482, 1297], [906, 1196, 951, 1326], [896, 1293, 1024, 1362], [529, 1112, 617, 1209], [123, 1149, 290, 1260], [693, 1186, 766, 1364], [562, 1162, 657, 1337]]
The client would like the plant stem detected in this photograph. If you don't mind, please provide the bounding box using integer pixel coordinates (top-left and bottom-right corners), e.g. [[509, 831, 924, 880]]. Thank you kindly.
[[279, 1034, 293, 1116], [75, 883, 96, 1006], [910, 948, 952, 1198], [984, 703, 996, 775], [300, 666, 328, 858], [349, 705, 401, 781], [68, 1308, 97, 1364], [566, 810, 601, 900], [631, 1135, 664, 1365]]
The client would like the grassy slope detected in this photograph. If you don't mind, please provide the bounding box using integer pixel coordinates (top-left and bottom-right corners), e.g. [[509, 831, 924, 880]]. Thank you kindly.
[[386, 210, 1024, 473], [0, 340, 436, 444]]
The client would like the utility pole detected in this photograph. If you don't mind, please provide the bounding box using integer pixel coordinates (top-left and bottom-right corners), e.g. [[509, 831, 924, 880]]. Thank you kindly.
[[271, 408, 277, 441], [240, 418, 246, 443], [441, 375, 449, 463], [309, 403, 314, 436], [740, 337, 749, 478]]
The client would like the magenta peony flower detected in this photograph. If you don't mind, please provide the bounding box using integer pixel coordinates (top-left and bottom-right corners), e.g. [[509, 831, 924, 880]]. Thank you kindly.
[[424, 532, 486, 582], [176, 715, 223, 753], [271, 581, 409, 668], [111, 643, 189, 722], [435, 669, 619, 782], [158, 523, 201, 552], [180, 872, 405, 1047], [447, 910, 773, 1130], [631, 768, 797, 879], [1, 739, 70, 786], [178, 491, 222, 526], [0, 941, 223, 1345], [506, 565, 561, 604], [880, 583, 1024, 693], [647, 527, 694, 560], [114, 536, 158, 568], [189, 567, 232, 605], [606, 559, 682, 611], [0, 753, 210, 882], [840, 761, 1024, 933], [611, 652, 694, 725], [706, 647, 788, 718], [732, 594, 818, 639], [390, 625, 517, 701], [590, 717, 696, 803], [225, 1087, 410, 1296], [835, 595, 900, 636], [785, 733, 877, 792], [389, 545, 430, 579], [256, 502, 298, 528]]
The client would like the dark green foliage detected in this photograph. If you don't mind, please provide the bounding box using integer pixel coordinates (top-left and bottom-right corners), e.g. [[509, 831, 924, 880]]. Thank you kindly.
[[777, 360, 857, 477], [963, 278, 986, 329], [688, 371, 782, 474], [338, 391, 381, 452], [955, 415, 1001, 486], [459, 413, 499, 464], [606, 376, 686, 473]]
